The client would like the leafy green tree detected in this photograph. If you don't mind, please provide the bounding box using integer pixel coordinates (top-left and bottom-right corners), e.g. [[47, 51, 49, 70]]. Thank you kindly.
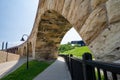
[[59, 42, 74, 53]]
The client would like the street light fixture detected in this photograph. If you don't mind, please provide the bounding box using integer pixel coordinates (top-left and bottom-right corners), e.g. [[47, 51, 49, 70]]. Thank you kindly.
[[20, 34, 29, 69]]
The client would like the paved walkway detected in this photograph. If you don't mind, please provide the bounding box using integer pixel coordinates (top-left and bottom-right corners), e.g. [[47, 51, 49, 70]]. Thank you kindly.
[[0, 57, 32, 78], [0, 57, 71, 80], [34, 57, 72, 80]]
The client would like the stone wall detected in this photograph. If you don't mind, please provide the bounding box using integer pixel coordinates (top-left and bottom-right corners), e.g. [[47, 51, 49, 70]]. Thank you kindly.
[[35, 10, 72, 60], [14, 0, 120, 62], [89, 0, 120, 61], [0, 51, 20, 63]]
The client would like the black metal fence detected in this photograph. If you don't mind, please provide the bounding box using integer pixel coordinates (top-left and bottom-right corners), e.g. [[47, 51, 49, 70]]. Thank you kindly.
[[60, 53, 120, 80]]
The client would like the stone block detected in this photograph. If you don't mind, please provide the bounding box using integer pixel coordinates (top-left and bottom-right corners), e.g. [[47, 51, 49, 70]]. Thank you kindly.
[[106, 0, 120, 23], [91, 0, 107, 9], [89, 22, 120, 61], [80, 6, 107, 45], [72, 0, 90, 31]]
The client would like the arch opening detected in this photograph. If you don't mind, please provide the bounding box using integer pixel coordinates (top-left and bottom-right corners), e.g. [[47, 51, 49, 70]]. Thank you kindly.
[[60, 27, 82, 44], [35, 10, 92, 60], [59, 27, 92, 58]]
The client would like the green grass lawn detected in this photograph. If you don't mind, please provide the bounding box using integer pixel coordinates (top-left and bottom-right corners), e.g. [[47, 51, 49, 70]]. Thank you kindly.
[[60, 46, 92, 58], [0, 60, 53, 80]]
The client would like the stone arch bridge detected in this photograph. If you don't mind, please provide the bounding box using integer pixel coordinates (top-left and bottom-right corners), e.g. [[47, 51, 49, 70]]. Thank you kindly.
[[9, 0, 120, 62]]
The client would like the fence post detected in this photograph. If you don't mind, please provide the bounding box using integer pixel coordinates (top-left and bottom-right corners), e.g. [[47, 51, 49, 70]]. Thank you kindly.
[[69, 54, 73, 78], [82, 53, 96, 80]]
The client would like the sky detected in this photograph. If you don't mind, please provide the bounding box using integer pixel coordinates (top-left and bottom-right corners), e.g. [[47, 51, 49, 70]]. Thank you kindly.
[[0, 0, 39, 48], [0, 0, 82, 49], [61, 27, 82, 44]]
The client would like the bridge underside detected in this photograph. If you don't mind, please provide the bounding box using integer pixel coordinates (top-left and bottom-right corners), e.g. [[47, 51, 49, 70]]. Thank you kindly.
[[35, 10, 72, 60], [14, 0, 120, 62]]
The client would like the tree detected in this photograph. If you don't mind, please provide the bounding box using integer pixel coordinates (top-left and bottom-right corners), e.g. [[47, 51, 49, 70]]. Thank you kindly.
[[58, 43, 74, 53]]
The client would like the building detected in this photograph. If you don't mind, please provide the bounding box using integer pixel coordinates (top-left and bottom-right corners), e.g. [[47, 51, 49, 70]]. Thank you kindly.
[[71, 40, 85, 46]]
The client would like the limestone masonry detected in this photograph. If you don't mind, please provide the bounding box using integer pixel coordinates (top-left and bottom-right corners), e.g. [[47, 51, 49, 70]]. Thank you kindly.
[[9, 0, 120, 62]]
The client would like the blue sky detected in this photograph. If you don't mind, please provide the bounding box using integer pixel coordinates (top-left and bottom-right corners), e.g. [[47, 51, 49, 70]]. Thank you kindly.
[[0, 0, 39, 48], [0, 0, 82, 49]]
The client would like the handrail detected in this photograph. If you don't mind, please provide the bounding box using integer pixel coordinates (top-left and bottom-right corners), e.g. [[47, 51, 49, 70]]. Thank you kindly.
[[60, 53, 120, 80], [86, 60, 120, 74]]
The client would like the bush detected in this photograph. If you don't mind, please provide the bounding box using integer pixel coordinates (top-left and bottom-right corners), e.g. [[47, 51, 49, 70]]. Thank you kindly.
[[58, 42, 74, 53]]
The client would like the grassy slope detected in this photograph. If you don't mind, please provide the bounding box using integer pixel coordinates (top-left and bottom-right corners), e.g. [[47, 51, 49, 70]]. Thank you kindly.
[[60, 46, 92, 58], [1, 60, 53, 80]]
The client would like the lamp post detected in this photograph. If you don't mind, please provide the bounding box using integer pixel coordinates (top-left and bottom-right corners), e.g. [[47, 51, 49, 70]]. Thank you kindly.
[[20, 34, 29, 69]]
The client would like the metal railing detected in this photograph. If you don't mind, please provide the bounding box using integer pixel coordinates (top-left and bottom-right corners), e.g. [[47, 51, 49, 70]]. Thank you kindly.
[[60, 53, 120, 80]]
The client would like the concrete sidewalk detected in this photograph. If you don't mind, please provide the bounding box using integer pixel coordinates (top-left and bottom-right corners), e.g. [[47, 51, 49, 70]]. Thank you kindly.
[[34, 57, 72, 80], [0, 57, 32, 78]]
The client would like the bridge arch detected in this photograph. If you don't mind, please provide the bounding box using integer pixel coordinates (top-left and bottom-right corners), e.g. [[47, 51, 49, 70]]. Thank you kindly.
[[14, 0, 120, 62], [35, 10, 73, 60]]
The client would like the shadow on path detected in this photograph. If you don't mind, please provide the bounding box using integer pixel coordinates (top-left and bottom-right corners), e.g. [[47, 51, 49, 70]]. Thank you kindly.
[[34, 57, 71, 80]]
